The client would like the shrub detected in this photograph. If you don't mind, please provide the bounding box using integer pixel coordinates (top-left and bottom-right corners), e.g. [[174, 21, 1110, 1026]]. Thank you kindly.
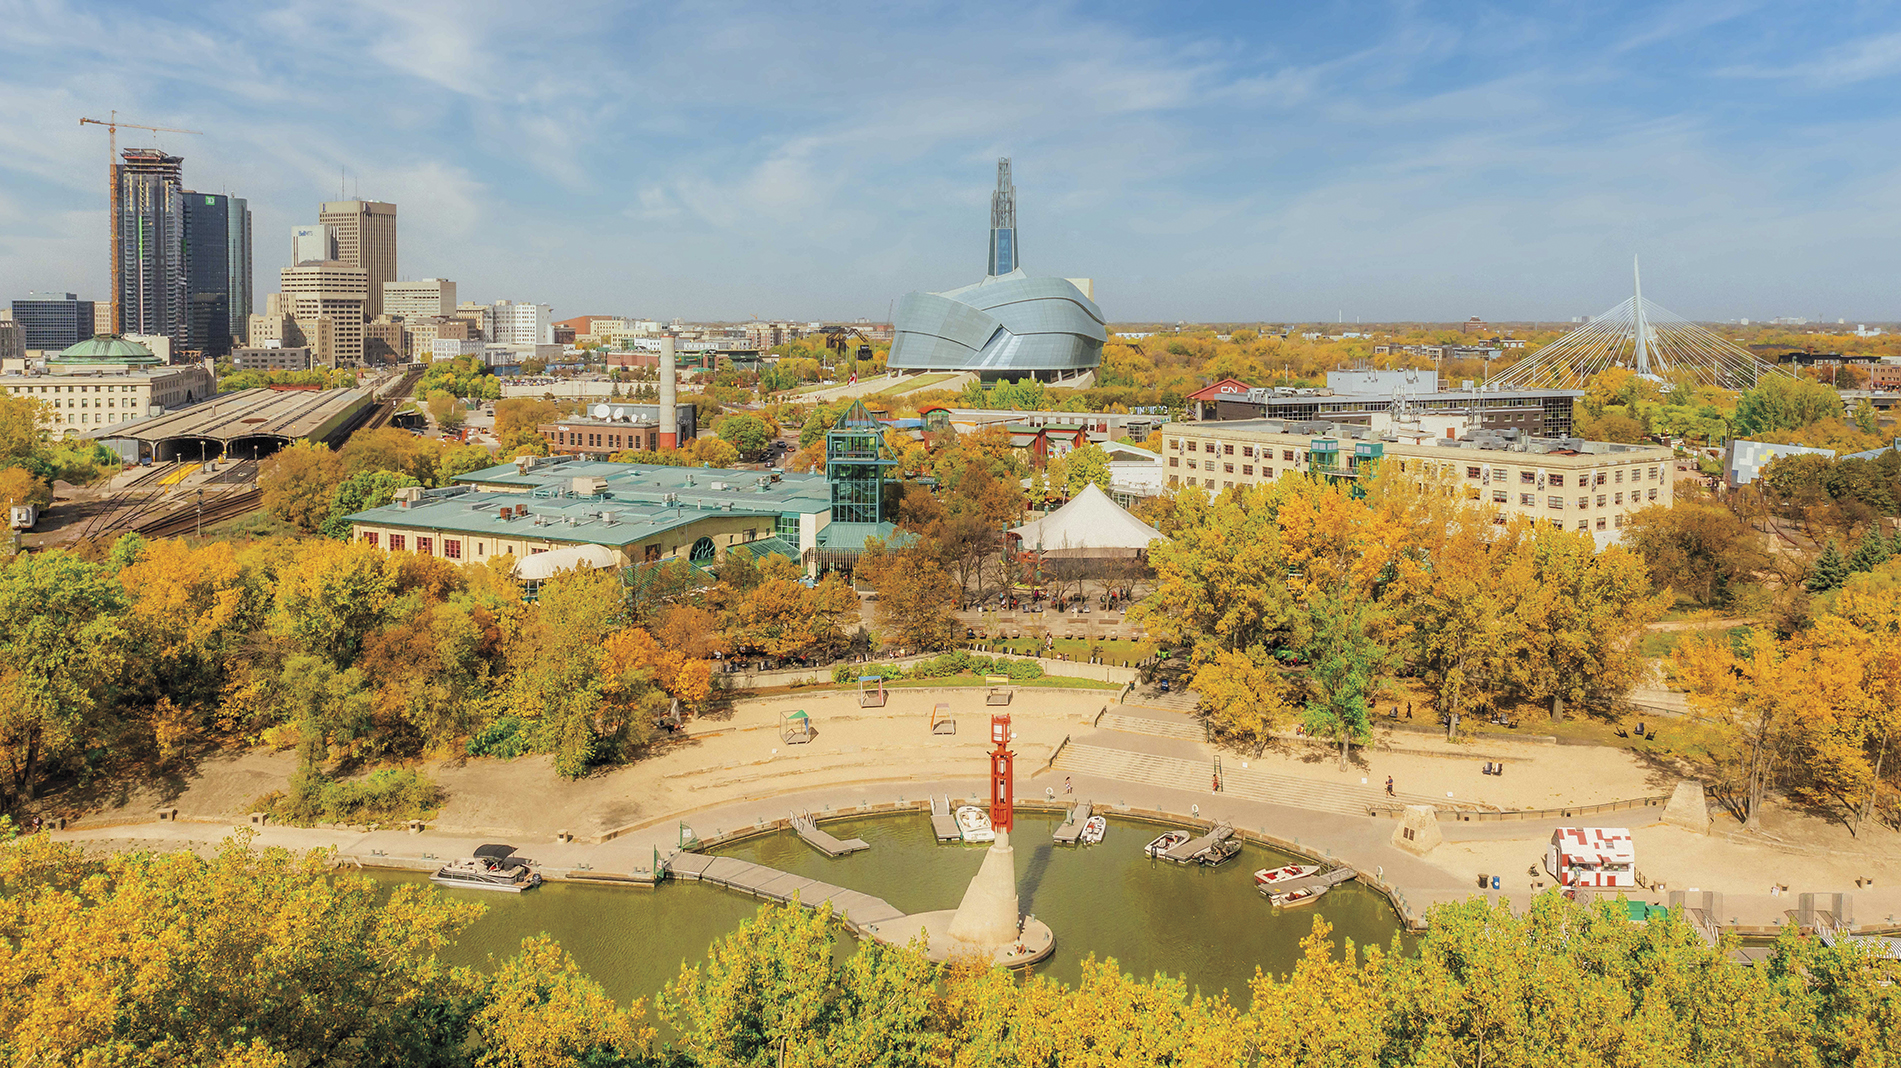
[[466, 716, 532, 759], [267, 767, 441, 825]]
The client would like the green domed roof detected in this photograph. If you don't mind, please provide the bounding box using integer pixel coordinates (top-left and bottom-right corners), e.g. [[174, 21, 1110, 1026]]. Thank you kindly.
[[52, 334, 159, 366]]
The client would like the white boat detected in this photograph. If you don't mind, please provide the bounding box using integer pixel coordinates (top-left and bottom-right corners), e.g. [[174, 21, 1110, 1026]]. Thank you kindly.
[[431, 844, 542, 893], [1144, 830, 1190, 858], [1254, 863, 1321, 888], [1079, 815, 1106, 845], [1266, 885, 1329, 908], [956, 805, 996, 843]]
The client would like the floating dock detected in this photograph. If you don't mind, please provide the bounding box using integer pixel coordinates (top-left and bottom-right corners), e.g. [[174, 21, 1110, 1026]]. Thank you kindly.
[[791, 813, 869, 857], [929, 795, 961, 842], [1266, 866, 1360, 894], [664, 853, 905, 933], [1052, 800, 1093, 844], [1163, 822, 1233, 863]]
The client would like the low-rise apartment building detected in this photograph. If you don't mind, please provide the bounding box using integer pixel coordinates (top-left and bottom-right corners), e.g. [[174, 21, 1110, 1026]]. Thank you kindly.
[[1162, 419, 1674, 539]]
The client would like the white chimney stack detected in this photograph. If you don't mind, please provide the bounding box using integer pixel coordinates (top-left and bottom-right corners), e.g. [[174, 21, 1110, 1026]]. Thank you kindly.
[[658, 334, 678, 449]]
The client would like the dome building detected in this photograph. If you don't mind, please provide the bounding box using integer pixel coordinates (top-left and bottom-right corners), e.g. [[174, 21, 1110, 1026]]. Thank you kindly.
[[0, 334, 213, 442], [887, 160, 1104, 383]]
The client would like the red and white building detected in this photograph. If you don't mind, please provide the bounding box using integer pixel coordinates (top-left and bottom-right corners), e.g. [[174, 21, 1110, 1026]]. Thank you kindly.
[[1545, 827, 1636, 888]]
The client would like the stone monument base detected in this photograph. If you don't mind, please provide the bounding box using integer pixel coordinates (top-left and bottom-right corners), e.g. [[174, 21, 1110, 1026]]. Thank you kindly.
[[862, 910, 1055, 967], [1663, 780, 1712, 833], [1392, 804, 1443, 856]]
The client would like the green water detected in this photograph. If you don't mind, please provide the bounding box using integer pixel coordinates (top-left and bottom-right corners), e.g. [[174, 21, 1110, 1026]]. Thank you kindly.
[[376, 812, 1407, 1009]]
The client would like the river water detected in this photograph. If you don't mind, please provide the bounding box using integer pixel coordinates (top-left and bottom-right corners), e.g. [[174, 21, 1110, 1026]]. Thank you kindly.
[[374, 811, 1408, 1009]]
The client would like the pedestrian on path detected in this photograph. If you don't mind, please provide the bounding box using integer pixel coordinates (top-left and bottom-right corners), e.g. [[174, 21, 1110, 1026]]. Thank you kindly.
[[1385, 776, 1395, 797], [1064, 776, 1072, 795]]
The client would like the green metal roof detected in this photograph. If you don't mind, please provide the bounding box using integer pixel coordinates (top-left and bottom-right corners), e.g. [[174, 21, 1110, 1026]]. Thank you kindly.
[[345, 488, 784, 548], [51, 334, 160, 366]]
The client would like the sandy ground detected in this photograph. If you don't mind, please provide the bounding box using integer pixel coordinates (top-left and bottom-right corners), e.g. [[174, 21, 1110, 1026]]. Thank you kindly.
[[55, 686, 1897, 903], [69, 688, 1111, 840]]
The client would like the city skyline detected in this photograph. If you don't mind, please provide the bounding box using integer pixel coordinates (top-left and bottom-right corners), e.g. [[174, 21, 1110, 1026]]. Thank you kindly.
[[2, 2, 1899, 323]]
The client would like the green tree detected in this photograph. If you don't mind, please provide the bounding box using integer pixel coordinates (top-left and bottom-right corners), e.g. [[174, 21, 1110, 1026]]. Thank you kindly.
[[1301, 590, 1389, 768], [320, 469, 423, 540], [1050, 442, 1112, 496], [0, 550, 127, 803], [1847, 526, 1893, 574], [1733, 375, 1843, 437], [1807, 539, 1850, 593], [715, 414, 776, 460]]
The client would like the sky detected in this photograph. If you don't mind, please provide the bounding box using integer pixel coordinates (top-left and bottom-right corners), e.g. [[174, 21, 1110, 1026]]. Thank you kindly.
[[1, 0, 1898, 324]]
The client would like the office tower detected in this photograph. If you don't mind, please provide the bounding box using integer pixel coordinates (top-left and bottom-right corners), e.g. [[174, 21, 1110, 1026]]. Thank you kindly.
[[490, 300, 552, 345], [278, 261, 367, 365], [383, 278, 456, 319], [116, 149, 187, 346], [0, 321, 24, 363], [292, 224, 337, 265], [182, 192, 252, 358], [317, 201, 396, 317], [987, 157, 1017, 276], [10, 292, 96, 350], [363, 318, 405, 363]]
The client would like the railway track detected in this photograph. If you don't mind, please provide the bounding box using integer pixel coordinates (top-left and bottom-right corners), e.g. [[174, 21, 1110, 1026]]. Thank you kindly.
[[134, 488, 265, 539]]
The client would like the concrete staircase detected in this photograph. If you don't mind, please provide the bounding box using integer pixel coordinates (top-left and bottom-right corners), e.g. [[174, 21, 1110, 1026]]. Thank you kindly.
[[1053, 742, 1476, 818], [1097, 712, 1205, 742], [1125, 691, 1201, 715]]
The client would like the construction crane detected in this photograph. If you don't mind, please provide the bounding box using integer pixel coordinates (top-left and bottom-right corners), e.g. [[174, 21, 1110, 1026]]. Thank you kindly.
[[822, 325, 874, 363], [79, 112, 203, 334]]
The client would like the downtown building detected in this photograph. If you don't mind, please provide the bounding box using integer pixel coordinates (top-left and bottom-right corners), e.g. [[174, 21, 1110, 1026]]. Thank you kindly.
[[9, 292, 96, 351], [317, 201, 397, 318], [114, 149, 251, 357]]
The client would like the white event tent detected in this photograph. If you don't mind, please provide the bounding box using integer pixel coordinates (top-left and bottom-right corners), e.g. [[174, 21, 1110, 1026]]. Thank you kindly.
[[1008, 483, 1165, 558]]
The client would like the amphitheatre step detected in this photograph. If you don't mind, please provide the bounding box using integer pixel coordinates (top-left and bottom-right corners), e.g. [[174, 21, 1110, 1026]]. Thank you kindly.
[[1053, 742, 1470, 818], [1098, 712, 1206, 742]]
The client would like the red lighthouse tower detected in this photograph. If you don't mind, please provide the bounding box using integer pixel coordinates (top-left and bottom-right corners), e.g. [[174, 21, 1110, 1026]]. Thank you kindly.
[[989, 713, 1014, 833]]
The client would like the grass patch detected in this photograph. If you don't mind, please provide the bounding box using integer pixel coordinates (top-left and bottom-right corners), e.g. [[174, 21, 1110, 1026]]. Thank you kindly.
[[872, 372, 956, 396], [204, 509, 302, 542], [1638, 624, 1755, 660]]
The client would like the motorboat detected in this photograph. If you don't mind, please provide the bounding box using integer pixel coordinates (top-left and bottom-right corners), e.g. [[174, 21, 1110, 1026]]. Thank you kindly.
[[1079, 815, 1107, 845], [1197, 838, 1243, 866], [1254, 863, 1321, 888], [1266, 885, 1329, 908], [1144, 830, 1190, 858], [956, 805, 996, 843], [431, 844, 541, 893]]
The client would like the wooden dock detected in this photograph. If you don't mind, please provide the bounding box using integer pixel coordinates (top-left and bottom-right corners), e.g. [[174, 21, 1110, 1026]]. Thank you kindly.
[[1052, 800, 1092, 844], [929, 795, 961, 842], [1162, 822, 1232, 863], [1267, 866, 1361, 894], [664, 853, 905, 934], [790, 813, 869, 857]]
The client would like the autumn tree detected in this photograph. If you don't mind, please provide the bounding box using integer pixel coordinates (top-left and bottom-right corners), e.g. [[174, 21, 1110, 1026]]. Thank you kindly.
[[858, 537, 961, 652], [258, 439, 341, 533], [1623, 496, 1770, 607], [1191, 647, 1295, 756]]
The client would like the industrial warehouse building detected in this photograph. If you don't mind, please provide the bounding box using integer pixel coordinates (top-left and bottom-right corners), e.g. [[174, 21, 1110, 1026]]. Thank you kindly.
[[1163, 420, 1674, 543]]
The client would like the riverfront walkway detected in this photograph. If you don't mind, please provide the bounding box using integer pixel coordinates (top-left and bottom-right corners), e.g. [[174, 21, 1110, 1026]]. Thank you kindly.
[[43, 684, 1901, 939]]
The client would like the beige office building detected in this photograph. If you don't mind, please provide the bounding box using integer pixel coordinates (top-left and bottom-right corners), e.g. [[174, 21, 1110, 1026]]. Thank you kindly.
[[1163, 420, 1674, 540], [248, 312, 337, 366], [383, 278, 456, 320], [318, 201, 397, 317], [277, 261, 367, 365], [364, 318, 406, 363]]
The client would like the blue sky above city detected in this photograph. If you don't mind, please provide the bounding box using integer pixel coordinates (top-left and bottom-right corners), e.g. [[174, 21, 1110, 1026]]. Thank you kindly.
[[1, 0, 1897, 323]]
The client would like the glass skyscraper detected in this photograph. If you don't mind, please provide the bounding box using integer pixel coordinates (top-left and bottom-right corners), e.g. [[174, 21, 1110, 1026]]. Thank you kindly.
[[116, 149, 186, 348], [183, 192, 252, 357]]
